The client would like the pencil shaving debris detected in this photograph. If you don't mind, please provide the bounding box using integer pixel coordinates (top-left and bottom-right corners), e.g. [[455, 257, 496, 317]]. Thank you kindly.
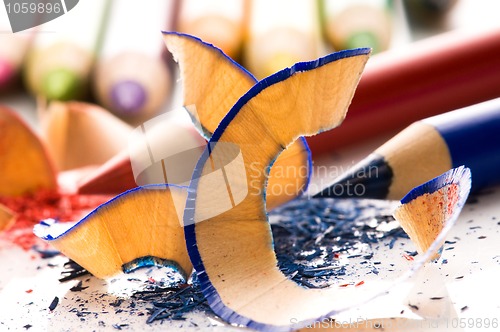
[[34, 32, 474, 331], [50, 197, 411, 327], [0, 105, 57, 197]]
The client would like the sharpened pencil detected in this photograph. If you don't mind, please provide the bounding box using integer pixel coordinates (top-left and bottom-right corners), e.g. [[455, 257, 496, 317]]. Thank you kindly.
[[321, 0, 393, 54], [314, 98, 500, 200]]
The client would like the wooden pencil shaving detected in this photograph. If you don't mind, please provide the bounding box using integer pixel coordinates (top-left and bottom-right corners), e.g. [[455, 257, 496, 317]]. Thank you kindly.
[[0, 105, 57, 197], [34, 185, 191, 279], [163, 32, 311, 209], [181, 34, 372, 330]]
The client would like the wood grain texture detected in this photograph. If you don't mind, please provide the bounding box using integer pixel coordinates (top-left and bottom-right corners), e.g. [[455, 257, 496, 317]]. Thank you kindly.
[[38, 185, 191, 279]]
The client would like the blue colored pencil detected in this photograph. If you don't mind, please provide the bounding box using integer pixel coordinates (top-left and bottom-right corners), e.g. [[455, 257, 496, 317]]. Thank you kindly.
[[314, 98, 500, 200]]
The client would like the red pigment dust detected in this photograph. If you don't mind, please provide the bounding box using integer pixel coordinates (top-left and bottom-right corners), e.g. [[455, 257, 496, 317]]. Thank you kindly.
[[0, 190, 110, 250]]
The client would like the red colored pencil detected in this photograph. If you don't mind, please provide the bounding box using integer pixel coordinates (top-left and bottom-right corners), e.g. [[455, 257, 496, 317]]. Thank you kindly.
[[307, 28, 500, 155]]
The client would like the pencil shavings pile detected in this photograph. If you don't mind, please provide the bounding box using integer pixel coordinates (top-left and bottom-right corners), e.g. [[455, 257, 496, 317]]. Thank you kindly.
[[33, 33, 472, 332]]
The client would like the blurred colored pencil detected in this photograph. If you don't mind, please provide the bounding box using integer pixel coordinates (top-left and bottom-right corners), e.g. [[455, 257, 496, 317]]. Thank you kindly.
[[244, 0, 324, 79], [315, 98, 500, 200], [403, 0, 459, 30], [0, 203, 15, 231], [0, 25, 33, 91], [41, 101, 132, 172], [24, 0, 110, 101], [307, 28, 500, 155], [94, 0, 178, 121], [76, 114, 205, 195], [320, 0, 393, 54], [177, 0, 247, 61]]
